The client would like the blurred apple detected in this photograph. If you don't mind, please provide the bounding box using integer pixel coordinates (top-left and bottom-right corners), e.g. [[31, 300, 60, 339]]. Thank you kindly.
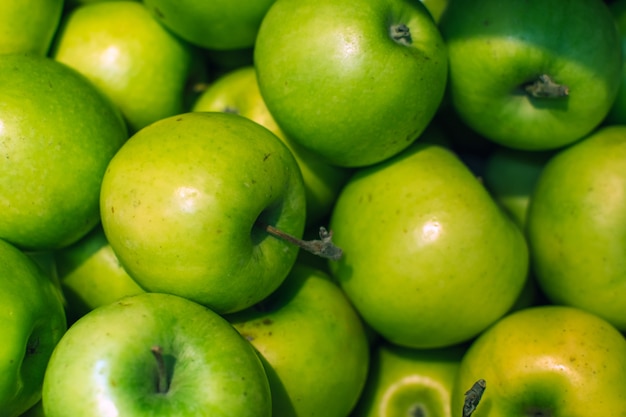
[[605, 0, 626, 124], [0, 0, 63, 55]]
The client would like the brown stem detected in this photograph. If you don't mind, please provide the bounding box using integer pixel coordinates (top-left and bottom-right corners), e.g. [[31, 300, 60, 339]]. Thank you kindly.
[[260, 223, 343, 261], [151, 345, 169, 394], [524, 74, 569, 98], [463, 379, 486, 417]]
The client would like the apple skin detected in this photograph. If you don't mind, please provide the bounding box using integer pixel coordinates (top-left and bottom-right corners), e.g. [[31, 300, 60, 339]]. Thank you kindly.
[[328, 141, 528, 348], [526, 125, 626, 331], [605, 0, 626, 124], [42, 292, 272, 417], [0, 238, 67, 417], [254, 0, 448, 167], [0, 0, 63, 55], [439, 0, 622, 150], [352, 342, 465, 417], [0, 54, 128, 251], [225, 264, 370, 417], [100, 112, 306, 314], [451, 305, 626, 417]]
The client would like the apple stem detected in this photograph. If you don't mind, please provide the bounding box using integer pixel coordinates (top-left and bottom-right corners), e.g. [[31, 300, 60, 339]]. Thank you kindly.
[[524, 74, 569, 98], [261, 223, 343, 261], [151, 345, 169, 394], [463, 379, 486, 417], [390, 24, 412, 45]]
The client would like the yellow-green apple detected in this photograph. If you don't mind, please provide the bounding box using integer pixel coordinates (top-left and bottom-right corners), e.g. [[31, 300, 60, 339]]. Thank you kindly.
[[225, 264, 370, 417], [52, 1, 199, 133], [0, 54, 128, 251], [254, 0, 448, 167], [42, 292, 271, 417], [526, 125, 626, 331], [439, 0, 622, 150], [605, 0, 626, 124], [328, 140, 528, 348], [0, 0, 63, 55], [100, 112, 306, 314], [0, 238, 67, 417], [420, 0, 449, 22], [452, 305, 626, 417], [353, 342, 465, 417], [192, 66, 352, 226]]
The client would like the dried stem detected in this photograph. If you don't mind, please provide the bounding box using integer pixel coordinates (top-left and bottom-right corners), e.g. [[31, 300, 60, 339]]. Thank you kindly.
[[261, 223, 343, 261], [151, 345, 169, 394]]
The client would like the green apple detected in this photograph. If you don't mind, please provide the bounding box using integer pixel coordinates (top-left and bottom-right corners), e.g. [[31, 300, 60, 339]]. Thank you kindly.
[[0, 0, 63, 55], [52, 1, 199, 133], [451, 305, 626, 416], [0, 54, 128, 251], [420, 0, 449, 22], [225, 264, 370, 417], [0, 238, 67, 417], [605, 0, 626, 124], [54, 224, 144, 324], [526, 125, 626, 331], [141, 0, 276, 50], [42, 292, 271, 417], [193, 66, 352, 226], [328, 141, 528, 348], [439, 0, 622, 150], [254, 0, 448, 167], [352, 342, 465, 417], [100, 111, 306, 314]]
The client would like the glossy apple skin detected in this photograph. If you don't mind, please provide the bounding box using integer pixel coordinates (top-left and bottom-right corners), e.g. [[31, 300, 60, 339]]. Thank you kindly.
[[254, 0, 447, 167], [0, 239, 67, 417], [0, 54, 128, 251], [452, 305, 626, 417], [0, 0, 63, 55], [440, 0, 621, 150], [226, 264, 370, 417], [100, 112, 306, 314], [526, 125, 626, 330], [42, 293, 271, 417], [328, 141, 528, 348]]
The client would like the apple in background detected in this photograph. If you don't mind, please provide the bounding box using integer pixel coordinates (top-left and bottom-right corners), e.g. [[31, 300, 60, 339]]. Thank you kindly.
[[54, 224, 144, 324], [52, 1, 201, 133], [0, 0, 63, 55], [451, 305, 626, 416], [193, 66, 352, 226], [225, 264, 370, 417], [100, 112, 306, 314], [328, 139, 528, 349], [420, 0, 449, 22], [42, 292, 271, 417], [605, 0, 626, 124], [0, 238, 67, 417], [254, 0, 448, 167], [0, 54, 128, 251], [439, 0, 621, 150], [526, 125, 626, 331], [352, 342, 465, 417]]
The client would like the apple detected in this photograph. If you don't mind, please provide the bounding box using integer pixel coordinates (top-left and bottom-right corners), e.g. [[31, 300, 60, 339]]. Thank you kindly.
[[141, 0, 276, 50], [0, 54, 128, 251], [605, 0, 626, 124], [254, 0, 448, 167], [52, 1, 200, 133], [0, 238, 67, 417], [439, 0, 622, 150], [100, 111, 306, 314], [451, 305, 626, 416], [225, 263, 370, 417], [328, 140, 528, 349], [526, 125, 626, 331], [192, 66, 352, 226], [420, 0, 449, 22], [352, 341, 465, 417], [0, 0, 63, 55], [42, 292, 272, 417]]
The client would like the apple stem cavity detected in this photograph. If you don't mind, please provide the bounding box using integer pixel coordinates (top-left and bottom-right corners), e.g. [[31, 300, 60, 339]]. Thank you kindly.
[[524, 74, 569, 98], [463, 379, 486, 417], [390, 24, 412, 45], [261, 223, 343, 261], [151, 345, 170, 394]]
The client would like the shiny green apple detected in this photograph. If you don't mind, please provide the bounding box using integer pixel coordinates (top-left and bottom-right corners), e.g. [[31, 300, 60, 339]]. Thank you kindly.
[[0, 0, 63, 55]]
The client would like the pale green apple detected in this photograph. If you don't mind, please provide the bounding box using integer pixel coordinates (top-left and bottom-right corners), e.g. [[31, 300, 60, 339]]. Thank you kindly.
[[0, 0, 63, 55], [254, 0, 448, 167], [439, 0, 622, 150], [193, 66, 352, 226], [0, 238, 67, 417], [100, 112, 306, 314], [226, 264, 370, 417], [42, 292, 271, 417], [451, 305, 626, 416], [0, 54, 128, 251], [52, 1, 199, 133], [329, 141, 528, 348], [526, 125, 626, 331]]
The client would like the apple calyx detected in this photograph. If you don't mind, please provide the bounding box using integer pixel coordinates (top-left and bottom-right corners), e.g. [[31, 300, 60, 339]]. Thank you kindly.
[[463, 379, 486, 417], [390, 24, 412, 45], [260, 223, 343, 261], [151, 345, 170, 394], [524, 74, 569, 98]]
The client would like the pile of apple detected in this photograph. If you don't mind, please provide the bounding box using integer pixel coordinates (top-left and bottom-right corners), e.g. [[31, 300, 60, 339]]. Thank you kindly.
[[2, 0, 626, 416]]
